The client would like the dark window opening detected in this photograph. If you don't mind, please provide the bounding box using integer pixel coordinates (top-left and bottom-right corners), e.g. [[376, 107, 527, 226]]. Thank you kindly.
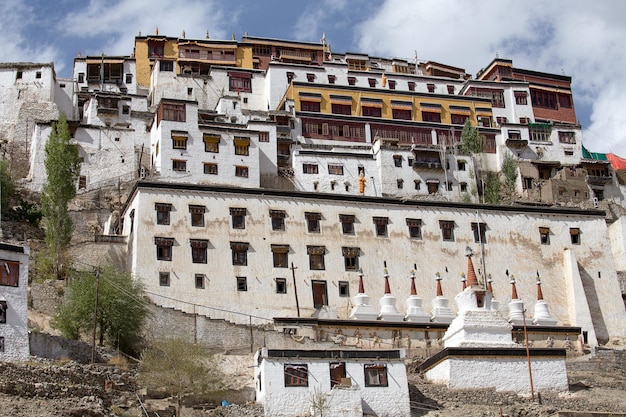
[[190, 239, 208, 264], [440, 220, 455, 242], [406, 219, 422, 239], [195, 274, 205, 289], [276, 278, 287, 294], [159, 272, 170, 286], [305, 212, 322, 233], [340, 214, 355, 235], [471, 222, 487, 244], [364, 364, 388, 387], [231, 242, 249, 266], [307, 246, 325, 270], [284, 364, 308, 387], [230, 208, 246, 229], [373, 217, 389, 237], [338, 281, 350, 297], [155, 203, 172, 225], [155, 237, 174, 261], [237, 276, 248, 291]]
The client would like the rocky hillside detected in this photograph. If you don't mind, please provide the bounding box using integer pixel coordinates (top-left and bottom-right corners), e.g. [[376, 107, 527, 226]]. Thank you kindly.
[[1, 351, 626, 417]]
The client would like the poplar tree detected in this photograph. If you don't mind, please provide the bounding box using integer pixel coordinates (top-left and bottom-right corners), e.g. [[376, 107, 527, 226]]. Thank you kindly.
[[41, 114, 80, 279], [460, 119, 486, 203]]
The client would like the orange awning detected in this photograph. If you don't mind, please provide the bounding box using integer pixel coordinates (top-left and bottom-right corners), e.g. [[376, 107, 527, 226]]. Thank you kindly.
[[608, 153, 626, 171]]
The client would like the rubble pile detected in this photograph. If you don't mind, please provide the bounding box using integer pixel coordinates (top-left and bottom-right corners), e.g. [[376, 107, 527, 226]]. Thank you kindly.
[[408, 368, 626, 417], [0, 359, 138, 417]]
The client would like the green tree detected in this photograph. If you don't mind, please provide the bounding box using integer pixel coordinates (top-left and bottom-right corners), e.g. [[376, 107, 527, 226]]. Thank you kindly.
[[41, 114, 80, 279], [483, 171, 501, 204], [460, 120, 486, 203], [51, 266, 147, 353], [138, 337, 225, 416], [501, 153, 519, 203], [460, 119, 485, 155], [0, 160, 16, 216]]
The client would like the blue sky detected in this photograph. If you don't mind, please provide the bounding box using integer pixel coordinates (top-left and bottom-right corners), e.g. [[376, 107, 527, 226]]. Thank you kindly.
[[2, 0, 626, 156]]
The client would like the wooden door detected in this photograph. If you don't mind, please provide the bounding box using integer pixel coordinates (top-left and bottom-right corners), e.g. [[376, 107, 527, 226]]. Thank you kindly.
[[311, 280, 327, 308]]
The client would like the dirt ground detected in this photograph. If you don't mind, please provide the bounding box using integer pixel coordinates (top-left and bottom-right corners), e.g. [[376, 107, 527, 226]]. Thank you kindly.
[[1, 351, 626, 417]]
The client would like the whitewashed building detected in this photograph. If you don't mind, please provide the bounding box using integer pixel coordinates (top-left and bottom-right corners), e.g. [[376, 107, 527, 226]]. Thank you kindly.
[[0, 242, 30, 361], [254, 348, 410, 417], [119, 180, 626, 345]]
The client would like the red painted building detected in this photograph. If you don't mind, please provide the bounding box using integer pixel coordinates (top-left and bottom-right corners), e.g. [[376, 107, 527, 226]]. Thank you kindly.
[[477, 58, 577, 125]]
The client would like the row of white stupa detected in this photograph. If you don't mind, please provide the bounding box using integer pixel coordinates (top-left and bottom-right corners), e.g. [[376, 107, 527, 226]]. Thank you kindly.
[[349, 260, 558, 326]]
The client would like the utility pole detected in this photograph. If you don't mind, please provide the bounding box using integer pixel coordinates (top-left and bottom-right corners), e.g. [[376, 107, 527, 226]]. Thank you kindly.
[[522, 304, 535, 401], [290, 262, 300, 317], [91, 268, 101, 364]]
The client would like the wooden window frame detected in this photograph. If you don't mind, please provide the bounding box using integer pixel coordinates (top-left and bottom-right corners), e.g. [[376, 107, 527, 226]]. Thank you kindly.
[[439, 220, 455, 242], [190, 239, 209, 264], [471, 222, 487, 244], [364, 364, 388, 387], [155, 203, 172, 225], [340, 214, 355, 235], [189, 205, 206, 227], [0, 261, 19, 287], [159, 272, 170, 286], [275, 277, 287, 294], [230, 208, 246, 229], [203, 163, 218, 175], [235, 166, 249, 177], [236, 276, 248, 291], [155, 237, 174, 261], [284, 364, 308, 387]]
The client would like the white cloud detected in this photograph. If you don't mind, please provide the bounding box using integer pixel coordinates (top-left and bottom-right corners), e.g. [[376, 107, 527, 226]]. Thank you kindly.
[[354, 0, 626, 155], [292, 0, 351, 44], [59, 0, 236, 56], [0, 0, 62, 71]]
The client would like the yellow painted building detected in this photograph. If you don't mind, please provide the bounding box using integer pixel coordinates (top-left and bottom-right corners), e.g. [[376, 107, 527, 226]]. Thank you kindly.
[[133, 33, 253, 88], [281, 83, 494, 127]]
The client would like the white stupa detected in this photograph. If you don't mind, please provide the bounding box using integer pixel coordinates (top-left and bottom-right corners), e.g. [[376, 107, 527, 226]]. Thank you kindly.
[[349, 271, 378, 320], [404, 270, 430, 322], [430, 272, 456, 323], [507, 276, 526, 325], [422, 249, 569, 393], [442, 251, 517, 348], [487, 275, 500, 312], [533, 276, 558, 326], [378, 269, 404, 321]]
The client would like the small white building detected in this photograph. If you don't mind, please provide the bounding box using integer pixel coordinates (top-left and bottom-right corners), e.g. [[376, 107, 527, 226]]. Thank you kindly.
[[0, 242, 30, 361], [254, 348, 411, 417]]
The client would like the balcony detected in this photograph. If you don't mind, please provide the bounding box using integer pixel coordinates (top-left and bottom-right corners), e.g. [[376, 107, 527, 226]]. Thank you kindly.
[[506, 138, 528, 148], [276, 125, 293, 137], [586, 175, 612, 185], [412, 158, 443, 171], [97, 107, 119, 116], [278, 50, 313, 62], [178, 50, 236, 63]]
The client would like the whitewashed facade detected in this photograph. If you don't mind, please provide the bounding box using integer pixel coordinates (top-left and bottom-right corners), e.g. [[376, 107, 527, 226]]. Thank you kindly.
[[254, 348, 410, 417], [120, 181, 626, 345], [0, 243, 30, 361]]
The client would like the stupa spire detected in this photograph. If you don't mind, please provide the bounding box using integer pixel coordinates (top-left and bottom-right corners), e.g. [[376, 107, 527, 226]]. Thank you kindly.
[[465, 247, 479, 287], [358, 270, 365, 294], [435, 272, 443, 297], [510, 276, 519, 300], [383, 268, 391, 294]]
